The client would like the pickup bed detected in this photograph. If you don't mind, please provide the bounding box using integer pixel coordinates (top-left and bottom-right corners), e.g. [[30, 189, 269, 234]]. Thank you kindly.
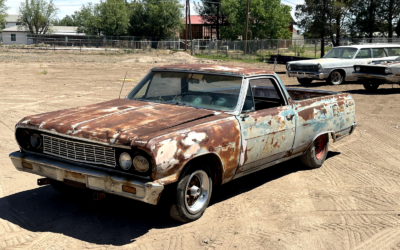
[[9, 64, 357, 222]]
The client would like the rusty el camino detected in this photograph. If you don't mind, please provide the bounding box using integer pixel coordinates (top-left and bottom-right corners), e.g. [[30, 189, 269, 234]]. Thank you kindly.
[[9, 64, 356, 222]]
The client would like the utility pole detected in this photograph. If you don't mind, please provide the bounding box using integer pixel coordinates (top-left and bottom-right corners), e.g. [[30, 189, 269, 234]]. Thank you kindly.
[[244, 0, 250, 55], [188, 0, 193, 55], [185, 0, 188, 51]]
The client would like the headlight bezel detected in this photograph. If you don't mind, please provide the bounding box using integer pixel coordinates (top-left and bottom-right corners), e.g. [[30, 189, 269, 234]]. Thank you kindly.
[[119, 152, 133, 171], [317, 64, 323, 72], [15, 128, 43, 152], [116, 149, 153, 176], [286, 63, 291, 71], [385, 68, 392, 74], [355, 66, 360, 72]]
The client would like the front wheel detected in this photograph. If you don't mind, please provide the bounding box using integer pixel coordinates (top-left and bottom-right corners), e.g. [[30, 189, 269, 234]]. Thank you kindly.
[[327, 70, 344, 85], [297, 78, 313, 85], [363, 82, 380, 91], [169, 164, 212, 223], [300, 134, 329, 169]]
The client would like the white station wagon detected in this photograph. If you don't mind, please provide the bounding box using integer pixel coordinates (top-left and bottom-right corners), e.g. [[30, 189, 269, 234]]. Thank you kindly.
[[287, 45, 400, 85]]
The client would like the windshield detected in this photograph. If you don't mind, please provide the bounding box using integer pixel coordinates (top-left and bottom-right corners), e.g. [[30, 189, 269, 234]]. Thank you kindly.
[[126, 71, 243, 111], [323, 47, 358, 59]]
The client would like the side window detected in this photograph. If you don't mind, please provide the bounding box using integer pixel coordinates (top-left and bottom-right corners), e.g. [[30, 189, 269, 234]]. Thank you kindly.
[[372, 48, 387, 58], [249, 78, 285, 111], [385, 47, 400, 56], [11, 34, 16, 42], [242, 84, 255, 112], [355, 49, 371, 58]]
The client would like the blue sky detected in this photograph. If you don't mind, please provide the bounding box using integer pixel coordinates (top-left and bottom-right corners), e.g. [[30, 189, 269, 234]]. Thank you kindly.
[[7, 0, 303, 23]]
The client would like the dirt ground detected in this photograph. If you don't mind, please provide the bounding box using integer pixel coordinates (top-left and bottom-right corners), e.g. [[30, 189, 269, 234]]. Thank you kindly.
[[1, 50, 400, 250]]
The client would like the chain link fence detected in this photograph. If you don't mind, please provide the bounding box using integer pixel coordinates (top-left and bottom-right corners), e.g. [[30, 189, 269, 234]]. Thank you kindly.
[[2, 34, 400, 60]]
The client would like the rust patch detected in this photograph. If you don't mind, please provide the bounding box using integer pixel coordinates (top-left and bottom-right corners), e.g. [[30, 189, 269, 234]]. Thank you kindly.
[[65, 170, 86, 180], [153, 64, 275, 76]]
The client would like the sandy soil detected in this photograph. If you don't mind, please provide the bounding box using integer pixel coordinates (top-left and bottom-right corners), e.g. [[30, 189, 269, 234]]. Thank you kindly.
[[1, 50, 400, 250]]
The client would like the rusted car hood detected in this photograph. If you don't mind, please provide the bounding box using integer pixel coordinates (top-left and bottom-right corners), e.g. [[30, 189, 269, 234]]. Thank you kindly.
[[18, 99, 227, 147]]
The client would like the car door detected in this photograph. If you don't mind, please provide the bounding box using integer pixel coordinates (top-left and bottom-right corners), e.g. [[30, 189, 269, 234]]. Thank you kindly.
[[236, 77, 296, 175]]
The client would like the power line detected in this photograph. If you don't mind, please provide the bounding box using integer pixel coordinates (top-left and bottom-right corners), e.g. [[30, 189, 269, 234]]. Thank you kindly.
[[282, 0, 298, 6]]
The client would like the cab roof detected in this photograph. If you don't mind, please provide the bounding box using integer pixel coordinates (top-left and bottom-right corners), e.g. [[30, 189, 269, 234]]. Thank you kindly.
[[152, 64, 275, 77]]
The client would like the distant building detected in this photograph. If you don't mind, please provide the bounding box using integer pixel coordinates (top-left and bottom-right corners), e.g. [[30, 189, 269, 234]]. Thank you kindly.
[[1, 21, 83, 45], [4, 15, 21, 29], [180, 15, 215, 40]]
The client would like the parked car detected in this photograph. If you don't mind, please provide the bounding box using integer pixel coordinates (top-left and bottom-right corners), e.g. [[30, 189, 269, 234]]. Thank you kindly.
[[9, 65, 357, 222], [353, 57, 400, 91], [287, 45, 400, 85]]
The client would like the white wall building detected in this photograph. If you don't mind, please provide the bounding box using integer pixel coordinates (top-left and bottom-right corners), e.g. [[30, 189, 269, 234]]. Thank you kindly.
[[2, 24, 81, 45]]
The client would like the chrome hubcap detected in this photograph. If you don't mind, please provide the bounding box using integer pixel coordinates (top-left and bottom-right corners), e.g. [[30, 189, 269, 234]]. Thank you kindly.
[[331, 72, 342, 84], [185, 170, 210, 214]]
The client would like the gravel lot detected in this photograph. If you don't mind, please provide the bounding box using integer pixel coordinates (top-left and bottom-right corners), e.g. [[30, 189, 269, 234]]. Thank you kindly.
[[1, 51, 400, 250]]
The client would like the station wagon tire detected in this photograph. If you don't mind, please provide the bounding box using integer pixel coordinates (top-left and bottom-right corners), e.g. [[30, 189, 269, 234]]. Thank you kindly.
[[297, 78, 313, 85], [363, 82, 380, 91], [169, 163, 213, 223], [327, 70, 344, 85], [300, 134, 329, 169]]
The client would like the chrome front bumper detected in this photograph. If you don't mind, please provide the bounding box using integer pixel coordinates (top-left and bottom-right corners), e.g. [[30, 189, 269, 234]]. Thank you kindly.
[[353, 72, 395, 83], [287, 71, 325, 79], [9, 151, 164, 205]]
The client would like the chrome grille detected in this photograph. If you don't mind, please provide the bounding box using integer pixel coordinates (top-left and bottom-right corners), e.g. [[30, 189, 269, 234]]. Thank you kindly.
[[43, 135, 116, 167], [291, 65, 318, 72]]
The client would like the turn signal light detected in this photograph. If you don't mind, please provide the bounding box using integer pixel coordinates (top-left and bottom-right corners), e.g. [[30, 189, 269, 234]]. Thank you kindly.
[[22, 162, 33, 169], [122, 185, 136, 194]]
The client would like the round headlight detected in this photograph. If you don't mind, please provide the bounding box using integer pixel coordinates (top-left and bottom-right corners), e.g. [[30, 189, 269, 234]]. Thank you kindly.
[[317, 64, 323, 71], [385, 68, 392, 74], [356, 66, 360, 72], [287, 64, 291, 71], [30, 133, 42, 149], [119, 152, 132, 170], [133, 155, 150, 172]]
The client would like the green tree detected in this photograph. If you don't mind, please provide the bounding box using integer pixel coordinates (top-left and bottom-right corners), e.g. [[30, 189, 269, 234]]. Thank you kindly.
[[194, 0, 228, 40], [348, 0, 378, 38], [220, 0, 292, 40], [0, 0, 8, 31], [98, 0, 130, 36], [18, 0, 58, 34], [53, 15, 77, 26], [129, 0, 183, 40], [74, 3, 102, 35], [375, 0, 400, 39]]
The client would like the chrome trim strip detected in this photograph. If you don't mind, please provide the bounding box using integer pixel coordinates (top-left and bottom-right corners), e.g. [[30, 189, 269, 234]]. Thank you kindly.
[[16, 125, 131, 149], [233, 152, 303, 180]]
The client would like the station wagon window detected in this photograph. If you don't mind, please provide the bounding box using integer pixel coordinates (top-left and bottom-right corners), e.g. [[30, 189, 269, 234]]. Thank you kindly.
[[372, 48, 387, 58], [355, 49, 371, 58], [249, 78, 285, 111], [385, 47, 400, 56], [11, 34, 16, 42], [323, 47, 358, 59]]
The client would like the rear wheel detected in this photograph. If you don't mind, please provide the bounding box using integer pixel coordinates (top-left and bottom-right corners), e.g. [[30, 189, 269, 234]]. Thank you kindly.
[[327, 70, 344, 85], [363, 82, 380, 91], [297, 78, 313, 85], [300, 134, 329, 169], [169, 163, 212, 223]]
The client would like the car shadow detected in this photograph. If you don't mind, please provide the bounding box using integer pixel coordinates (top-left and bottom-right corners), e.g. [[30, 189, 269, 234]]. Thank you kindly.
[[0, 153, 340, 246], [344, 87, 400, 95]]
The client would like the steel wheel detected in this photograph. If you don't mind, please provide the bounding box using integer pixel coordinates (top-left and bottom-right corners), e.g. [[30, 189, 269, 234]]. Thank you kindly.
[[184, 170, 210, 214], [329, 71, 344, 85], [300, 134, 329, 169]]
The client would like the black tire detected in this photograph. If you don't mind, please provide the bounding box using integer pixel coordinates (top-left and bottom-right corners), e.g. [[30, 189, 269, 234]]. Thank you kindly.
[[363, 82, 380, 91], [300, 134, 329, 169], [297, 78, 313, 85], [169, 163, 213, 223], [327, 70, 344, 85], [50, 180, 88, 197]]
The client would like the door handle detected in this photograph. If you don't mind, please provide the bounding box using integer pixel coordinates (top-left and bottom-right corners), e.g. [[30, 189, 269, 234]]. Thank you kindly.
[[286, 114, 294, 120]]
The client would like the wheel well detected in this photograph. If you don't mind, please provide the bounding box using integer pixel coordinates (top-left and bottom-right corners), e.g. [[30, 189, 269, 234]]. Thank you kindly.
[[330, 69, 346, 78], [181, 154, 224, 186]]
